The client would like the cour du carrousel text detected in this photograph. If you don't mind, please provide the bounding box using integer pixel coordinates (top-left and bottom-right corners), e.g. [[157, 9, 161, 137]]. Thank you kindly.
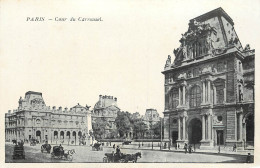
[[26, 17, 103, 22]]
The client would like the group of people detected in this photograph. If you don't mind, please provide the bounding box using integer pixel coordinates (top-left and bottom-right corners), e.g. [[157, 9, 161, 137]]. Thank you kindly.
[[184, 143, 193, 154]]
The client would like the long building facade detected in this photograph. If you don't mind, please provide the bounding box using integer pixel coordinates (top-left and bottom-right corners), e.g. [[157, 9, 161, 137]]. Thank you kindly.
[[5, 91, 92, 145], [162, 8, 254, 149]]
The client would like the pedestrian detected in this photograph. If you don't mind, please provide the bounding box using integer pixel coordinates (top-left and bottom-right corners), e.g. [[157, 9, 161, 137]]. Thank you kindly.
[[246, 153, 253, 163], [184, 143, 187, 154], [175, 143, 177, 150], [113, 144, 115, 149], [178, 144, 180, 149], [218, 145, 220, 153], [233, 143, 237, 152], [188, 144, 192, 154]]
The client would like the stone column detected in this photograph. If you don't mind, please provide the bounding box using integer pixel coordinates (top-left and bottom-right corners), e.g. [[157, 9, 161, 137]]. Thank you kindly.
[[239, 113, 243, 141], [213, 85, 216, 104], [183, 117, 186, 140], [207, 81, 211, 103], [224, 87, 226, 103], [207, 115, 212, 140], [202, 115, 205, 140], [178, 117, 181, 140], [179, 87, 181, 106], [183, 86, 186, 105], [202, 81, 206, 103]]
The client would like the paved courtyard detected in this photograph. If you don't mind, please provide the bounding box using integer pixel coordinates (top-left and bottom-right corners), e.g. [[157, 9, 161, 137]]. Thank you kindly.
[[5, 143, 250, 163]]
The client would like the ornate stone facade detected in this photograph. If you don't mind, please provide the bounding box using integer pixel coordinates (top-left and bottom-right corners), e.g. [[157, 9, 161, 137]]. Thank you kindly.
[[162, 8, 254, 149], [5, 91, 92, 145], [92, 95, 120, 138]]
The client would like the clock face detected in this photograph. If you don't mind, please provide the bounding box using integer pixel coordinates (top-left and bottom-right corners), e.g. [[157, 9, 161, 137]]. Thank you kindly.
[[31, 98, 45, 106]]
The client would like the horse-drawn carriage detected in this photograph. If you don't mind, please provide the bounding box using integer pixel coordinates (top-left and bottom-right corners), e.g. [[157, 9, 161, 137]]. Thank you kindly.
[[51, 146, 75, 161], [41, 143, 52, 153], [13, 144, 25, 159], [92, 143, 103, 151], [103, 152, 141, 163]]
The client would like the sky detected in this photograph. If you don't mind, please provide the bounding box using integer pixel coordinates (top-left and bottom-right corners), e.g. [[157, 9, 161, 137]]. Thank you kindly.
[[1, 0, 260, 117]]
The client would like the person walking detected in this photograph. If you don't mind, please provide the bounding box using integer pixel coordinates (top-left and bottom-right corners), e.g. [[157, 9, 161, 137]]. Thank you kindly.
[[188, 144, 192, 154], [233, 143, 237, 152], [184, 143, 187, 154]]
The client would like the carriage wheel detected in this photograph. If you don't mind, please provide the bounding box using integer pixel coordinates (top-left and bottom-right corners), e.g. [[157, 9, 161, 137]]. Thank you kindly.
[[67, 155, 73, 161], [103, 157, 108, 163]]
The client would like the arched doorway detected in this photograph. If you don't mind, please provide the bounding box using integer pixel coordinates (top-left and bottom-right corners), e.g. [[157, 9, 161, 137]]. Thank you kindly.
[[246, 114, 254, 142], [188, 118, 202, 144], [54, 131, 58, 139], [36, 130, 41, 142], [60, 131, 64, 139]]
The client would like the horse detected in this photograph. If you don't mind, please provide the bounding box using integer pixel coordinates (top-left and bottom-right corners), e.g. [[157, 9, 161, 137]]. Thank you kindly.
[[41, 144, 52, 153], [63, 149, 76, 161], [123, 152, 141, 163]]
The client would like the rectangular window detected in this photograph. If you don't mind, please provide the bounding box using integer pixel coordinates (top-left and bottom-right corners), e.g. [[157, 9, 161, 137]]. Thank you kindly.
[[217, 62, 224, 72], [216, 85, 224, 104], [193, 68, 199, 77]]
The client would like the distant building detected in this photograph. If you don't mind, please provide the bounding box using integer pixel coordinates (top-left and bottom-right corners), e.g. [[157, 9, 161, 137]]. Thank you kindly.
[[162, 8, 254, 149], [5, 91, 92, 145], [143, 109, 160, 129], [92, 95, 120, 138]]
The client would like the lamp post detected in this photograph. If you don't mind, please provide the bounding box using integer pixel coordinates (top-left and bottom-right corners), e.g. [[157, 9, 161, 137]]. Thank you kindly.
[[160, 117, 163, 150], [168, 115, 171, 150]]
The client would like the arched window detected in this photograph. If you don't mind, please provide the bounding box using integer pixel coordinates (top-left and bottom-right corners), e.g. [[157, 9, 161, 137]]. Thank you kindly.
[[190, 86, 201, 107]]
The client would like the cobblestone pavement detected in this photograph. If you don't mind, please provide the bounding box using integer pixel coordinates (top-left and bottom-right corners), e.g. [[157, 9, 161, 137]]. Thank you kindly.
[[5, 143, 249, 163]]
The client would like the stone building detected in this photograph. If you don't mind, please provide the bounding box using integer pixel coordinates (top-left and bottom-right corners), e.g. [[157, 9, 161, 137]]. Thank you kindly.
[[162, 8, 254, 149], [92, 95, 120, 138], [5, 91, 92, 145], [143, 109, 160, 129], [143, 109, 161, 138]]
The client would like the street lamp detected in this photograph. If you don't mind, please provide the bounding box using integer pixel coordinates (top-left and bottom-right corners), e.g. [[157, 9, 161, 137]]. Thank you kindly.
[[168, 116, 171, 150]]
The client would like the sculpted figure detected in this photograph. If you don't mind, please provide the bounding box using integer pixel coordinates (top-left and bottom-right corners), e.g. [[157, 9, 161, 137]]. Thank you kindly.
[[244, 44, 251, 51], [164, 55, 171, 69]]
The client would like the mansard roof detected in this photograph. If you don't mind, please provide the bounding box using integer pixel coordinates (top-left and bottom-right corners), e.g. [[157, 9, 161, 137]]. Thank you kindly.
[[25, 91, 42, 96], [191, 7, 234, 26]]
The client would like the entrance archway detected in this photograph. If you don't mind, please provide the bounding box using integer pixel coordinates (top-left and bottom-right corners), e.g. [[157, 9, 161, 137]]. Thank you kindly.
[[246, 114, 254, 142], [188, 118, 202, 144], [60, 131, 64, 139], [54, 131, 58, 139], [36, 130, 41, 142]]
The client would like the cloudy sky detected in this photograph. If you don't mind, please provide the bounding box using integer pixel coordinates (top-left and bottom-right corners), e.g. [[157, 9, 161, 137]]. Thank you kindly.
[[1, 0, 259, 116]]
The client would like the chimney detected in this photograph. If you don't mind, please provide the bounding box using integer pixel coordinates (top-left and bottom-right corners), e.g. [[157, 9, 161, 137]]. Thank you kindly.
[[59, 107, 62, 111], [53, 106, 56, 110], [114, 97, 117, 101], [8, 110, 11, 114], [65, 107, 68, 112], [99, 95, 102, 100]]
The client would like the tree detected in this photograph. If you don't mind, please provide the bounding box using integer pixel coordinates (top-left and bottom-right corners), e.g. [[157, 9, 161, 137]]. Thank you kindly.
[[150, 119, 164, 139], [133, 120, 148, 139], [115, 111, 132, 138], [92, 117, 109, 139]]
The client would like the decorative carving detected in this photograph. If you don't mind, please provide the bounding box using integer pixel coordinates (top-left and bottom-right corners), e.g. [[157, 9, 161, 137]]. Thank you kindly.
[[201, 66, 213, 74], [164, 55, 172, 69], [244, 44, 251, 51], [177, 72, 187, 79], [228, 37, 239, 45]]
